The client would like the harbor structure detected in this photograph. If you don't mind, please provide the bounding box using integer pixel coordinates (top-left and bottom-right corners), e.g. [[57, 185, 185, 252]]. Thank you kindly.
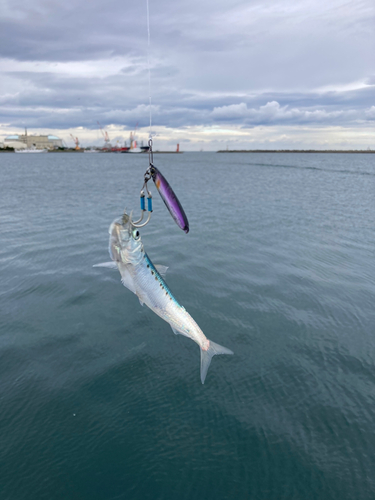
[[70, 134, 80, 150], [4, 129, 63, 150]]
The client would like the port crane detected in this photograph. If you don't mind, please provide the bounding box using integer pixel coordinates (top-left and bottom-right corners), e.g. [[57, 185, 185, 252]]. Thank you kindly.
[[97, 121, 111, 149], [129, 122, 139, 150], [70, 134, 80, 150]]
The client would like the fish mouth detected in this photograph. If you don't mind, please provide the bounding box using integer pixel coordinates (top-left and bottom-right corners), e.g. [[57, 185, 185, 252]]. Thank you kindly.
[[110, 210, 137, 237], [122, 212, 130, 225]]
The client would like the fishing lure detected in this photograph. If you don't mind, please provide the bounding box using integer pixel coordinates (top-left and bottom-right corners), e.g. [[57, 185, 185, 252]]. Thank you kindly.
[[134, 138, 189, 233], [150, 164, 189, 233]]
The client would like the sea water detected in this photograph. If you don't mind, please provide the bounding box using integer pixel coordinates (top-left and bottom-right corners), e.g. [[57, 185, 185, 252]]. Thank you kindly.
[[1, 152, 374, 499]]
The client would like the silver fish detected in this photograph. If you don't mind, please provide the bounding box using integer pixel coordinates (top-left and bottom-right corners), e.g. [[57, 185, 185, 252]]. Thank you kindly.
[[94, 211, 233, 383]]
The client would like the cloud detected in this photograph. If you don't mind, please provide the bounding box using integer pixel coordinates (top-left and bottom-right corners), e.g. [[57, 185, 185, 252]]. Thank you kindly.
[[0, 0, 374, 148], [365, 106, 375, 119], [211, 100, 365, 125]]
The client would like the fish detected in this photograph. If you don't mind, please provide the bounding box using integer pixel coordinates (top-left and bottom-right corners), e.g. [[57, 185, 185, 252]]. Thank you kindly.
[[150, 165, 189, 233], [94, 210, 233, 383]]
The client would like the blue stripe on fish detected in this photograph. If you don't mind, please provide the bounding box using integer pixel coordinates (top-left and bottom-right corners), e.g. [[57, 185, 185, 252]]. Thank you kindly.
[[144, 253, 184, 310]]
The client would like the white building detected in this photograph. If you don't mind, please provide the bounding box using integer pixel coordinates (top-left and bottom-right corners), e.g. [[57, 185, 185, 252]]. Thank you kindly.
[[3, 130, 63, 150]]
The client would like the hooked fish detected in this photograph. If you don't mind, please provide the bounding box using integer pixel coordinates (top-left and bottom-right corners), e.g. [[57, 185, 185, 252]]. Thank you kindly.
[[94, 211, 233, 383]]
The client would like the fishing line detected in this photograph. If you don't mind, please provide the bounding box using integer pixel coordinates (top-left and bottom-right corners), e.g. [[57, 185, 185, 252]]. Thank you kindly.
[[146, 0, 152, 139], [134, 0, 189, 234]]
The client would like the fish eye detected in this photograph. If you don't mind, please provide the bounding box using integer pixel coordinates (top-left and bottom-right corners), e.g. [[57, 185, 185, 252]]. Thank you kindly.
[[133, 229, 140, 240]]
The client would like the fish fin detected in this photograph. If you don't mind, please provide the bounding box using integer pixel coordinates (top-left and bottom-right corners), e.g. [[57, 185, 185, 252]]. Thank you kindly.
[[93, 261, 117, 269], [155, 265, 168, 278], [121, 275, 136, 293], [118, 264, 136, 294], [200, 340, 233, 384], [170, 325, 190, 338]]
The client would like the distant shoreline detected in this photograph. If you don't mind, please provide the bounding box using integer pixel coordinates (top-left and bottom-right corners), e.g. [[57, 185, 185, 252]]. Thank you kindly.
[[217, 149, 375, 154], [0, 149, 183, 154]]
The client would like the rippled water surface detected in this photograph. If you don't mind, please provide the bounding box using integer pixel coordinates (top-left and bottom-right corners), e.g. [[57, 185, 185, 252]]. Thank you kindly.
[[1, 152, 375, 499]]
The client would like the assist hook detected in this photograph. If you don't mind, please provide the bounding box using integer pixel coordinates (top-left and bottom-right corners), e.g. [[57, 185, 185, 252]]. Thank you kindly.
[[131, 138, 154, 228]]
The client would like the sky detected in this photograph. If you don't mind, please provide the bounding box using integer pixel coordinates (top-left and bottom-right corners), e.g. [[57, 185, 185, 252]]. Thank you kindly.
[[0, 0, 374, 150]]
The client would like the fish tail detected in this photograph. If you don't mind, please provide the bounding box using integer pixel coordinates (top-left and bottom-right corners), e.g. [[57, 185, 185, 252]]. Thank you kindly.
[[200, 340, 233, 384]]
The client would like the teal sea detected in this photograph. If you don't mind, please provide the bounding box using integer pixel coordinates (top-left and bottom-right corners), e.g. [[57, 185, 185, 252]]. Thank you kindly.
[[1, 152, 374, 499]]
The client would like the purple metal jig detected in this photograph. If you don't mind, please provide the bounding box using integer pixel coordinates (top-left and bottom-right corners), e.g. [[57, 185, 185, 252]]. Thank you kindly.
[[150, 165, 189, 233]]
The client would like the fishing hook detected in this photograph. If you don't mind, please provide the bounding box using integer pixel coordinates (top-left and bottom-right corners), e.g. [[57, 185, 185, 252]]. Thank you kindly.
[[132, 141, 154, 227]]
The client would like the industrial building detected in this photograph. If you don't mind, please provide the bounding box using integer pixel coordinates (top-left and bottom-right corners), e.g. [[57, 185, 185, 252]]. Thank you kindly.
[[3, 129, 63, 150]]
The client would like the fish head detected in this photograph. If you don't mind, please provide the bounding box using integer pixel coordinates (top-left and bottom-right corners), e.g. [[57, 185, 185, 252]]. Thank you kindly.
[[108, 210, 143, 264]]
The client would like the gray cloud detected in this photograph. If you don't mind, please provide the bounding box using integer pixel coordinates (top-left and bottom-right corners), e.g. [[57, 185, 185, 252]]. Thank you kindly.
[[0, 0, 374, 146]]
